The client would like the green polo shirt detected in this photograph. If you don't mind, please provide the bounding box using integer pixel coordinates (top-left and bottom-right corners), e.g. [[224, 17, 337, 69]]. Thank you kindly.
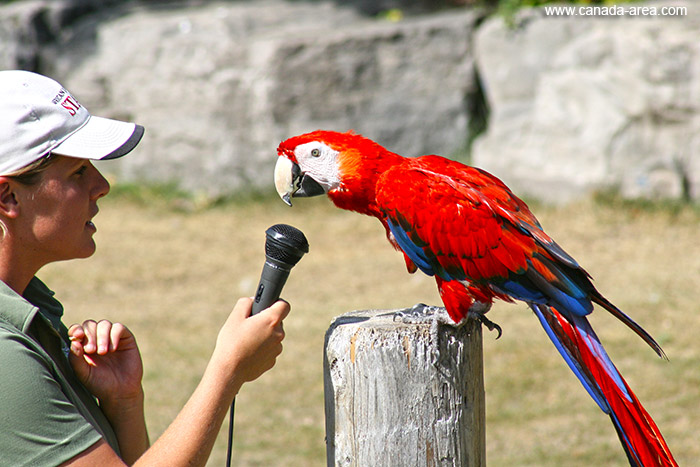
[[0, 277, 120, 465]]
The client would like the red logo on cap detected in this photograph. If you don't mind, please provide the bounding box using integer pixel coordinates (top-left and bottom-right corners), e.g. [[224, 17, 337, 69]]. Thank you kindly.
[[53, 89, 82, 116], [61, 95, 81, 116]]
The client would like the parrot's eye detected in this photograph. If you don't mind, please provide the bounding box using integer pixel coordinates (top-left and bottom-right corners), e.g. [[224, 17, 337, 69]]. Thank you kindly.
[[311, 148, 321, 157]]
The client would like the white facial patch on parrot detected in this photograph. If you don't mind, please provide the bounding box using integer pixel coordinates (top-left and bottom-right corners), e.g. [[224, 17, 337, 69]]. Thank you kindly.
[[294, 141, 341, 192]]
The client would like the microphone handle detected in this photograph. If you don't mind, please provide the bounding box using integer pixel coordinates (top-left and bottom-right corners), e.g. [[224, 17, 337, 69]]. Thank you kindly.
[[251, 258, 291, 315]]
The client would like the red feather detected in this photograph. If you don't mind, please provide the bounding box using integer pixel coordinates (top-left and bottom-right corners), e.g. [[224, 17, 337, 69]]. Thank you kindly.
[[375, 156, 536, 290]]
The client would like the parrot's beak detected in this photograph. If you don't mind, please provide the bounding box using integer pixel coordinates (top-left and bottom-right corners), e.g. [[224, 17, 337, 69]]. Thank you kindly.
[[275, 157, 299, 206], [274, 157, 326, 206]]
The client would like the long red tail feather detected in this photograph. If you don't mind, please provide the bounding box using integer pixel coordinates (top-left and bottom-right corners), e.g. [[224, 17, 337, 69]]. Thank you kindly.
[[545, 305, 676, 466]]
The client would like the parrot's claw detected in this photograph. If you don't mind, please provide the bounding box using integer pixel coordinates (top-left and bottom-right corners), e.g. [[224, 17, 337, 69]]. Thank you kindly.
[[408, 302, 443, 317], [390, 303, 431, 321], [388, 303, 451, 325], [468, 310, 502, 339]]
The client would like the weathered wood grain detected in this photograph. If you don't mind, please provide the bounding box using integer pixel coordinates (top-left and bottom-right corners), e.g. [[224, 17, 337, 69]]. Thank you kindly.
[[324, 308, 485, 467]]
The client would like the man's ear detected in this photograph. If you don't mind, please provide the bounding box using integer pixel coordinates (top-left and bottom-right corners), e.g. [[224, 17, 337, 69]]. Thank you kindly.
[[0, 177, 20, 219]]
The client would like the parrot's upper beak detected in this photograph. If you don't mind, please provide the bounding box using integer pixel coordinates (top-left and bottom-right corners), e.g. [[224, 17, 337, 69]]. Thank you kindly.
[[274, 157, 326, 206], [275, 156, 299, 206]]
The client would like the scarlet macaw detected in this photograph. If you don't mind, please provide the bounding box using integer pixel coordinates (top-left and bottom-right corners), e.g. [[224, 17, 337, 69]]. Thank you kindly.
[[274, 130, 676, 466]]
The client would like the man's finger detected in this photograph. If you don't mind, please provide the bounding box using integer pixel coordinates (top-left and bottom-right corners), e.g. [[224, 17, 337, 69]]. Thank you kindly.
[[265, 300, 291, 323], [95, 320, 113, 354], [81, 320, 98, 353]]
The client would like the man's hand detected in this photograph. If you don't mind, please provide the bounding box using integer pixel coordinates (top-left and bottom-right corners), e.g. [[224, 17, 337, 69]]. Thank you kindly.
[[67, 320, 149, 463], [213, 297, 290, 388], [68, 320, 144, 405]]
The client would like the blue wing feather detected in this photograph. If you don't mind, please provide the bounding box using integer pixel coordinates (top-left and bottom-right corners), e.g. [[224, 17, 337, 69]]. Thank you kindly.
[[387, 218, 442, 278]]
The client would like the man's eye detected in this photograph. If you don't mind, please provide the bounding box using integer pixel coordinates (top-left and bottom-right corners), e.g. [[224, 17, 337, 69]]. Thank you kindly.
[[75, 165, 87, 176]]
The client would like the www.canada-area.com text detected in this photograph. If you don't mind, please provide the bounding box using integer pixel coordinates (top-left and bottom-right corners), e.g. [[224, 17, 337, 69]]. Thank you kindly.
[[543, 4, 688, 17]]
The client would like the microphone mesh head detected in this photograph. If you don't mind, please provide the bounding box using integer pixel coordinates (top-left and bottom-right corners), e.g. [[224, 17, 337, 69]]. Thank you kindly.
[[264, 224, 309, 266]]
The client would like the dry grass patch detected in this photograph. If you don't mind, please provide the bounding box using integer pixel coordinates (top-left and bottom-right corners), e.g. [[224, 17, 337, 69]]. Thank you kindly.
[[40, 194, 699, 466]]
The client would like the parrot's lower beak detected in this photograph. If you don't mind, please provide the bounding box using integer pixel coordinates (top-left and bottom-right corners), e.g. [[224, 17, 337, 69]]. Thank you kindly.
[[274, 157, 326, 206]]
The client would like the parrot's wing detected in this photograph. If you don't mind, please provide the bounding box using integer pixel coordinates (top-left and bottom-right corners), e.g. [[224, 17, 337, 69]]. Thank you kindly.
[[375, 155, 593, 315], [375, 155, 664, 354]]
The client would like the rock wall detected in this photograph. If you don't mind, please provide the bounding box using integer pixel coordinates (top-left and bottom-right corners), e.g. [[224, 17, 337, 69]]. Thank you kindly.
[[5, 0, 481, 196], [2, 0, 699, 203], [472, 1, 700, 203]]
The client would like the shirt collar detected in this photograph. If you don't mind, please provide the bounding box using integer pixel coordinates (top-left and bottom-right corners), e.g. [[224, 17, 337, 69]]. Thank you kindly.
[[0, 277, 64, 334]]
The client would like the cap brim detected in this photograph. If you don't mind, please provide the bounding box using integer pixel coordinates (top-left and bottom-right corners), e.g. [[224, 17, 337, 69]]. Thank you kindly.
[[50, 115, 144, 161]]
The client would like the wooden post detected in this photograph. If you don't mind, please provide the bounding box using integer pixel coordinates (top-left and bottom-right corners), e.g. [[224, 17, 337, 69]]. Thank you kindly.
[[324, 308, 485, 467]]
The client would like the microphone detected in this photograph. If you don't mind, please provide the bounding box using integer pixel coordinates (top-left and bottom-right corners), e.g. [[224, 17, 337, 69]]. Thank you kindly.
[[227, 224, 308, 467], [251, 224, 309, 315]]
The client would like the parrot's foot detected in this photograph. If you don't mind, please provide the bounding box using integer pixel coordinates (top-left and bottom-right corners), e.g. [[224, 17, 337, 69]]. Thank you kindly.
[[468, 310, 502, 339]]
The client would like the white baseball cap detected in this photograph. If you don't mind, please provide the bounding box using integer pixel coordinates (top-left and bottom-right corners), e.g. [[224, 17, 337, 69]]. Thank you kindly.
[[0, 70, 144, 175]]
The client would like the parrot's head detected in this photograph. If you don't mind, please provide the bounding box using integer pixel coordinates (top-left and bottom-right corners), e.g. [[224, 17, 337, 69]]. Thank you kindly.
[[274, 130, 402, 214], [275, 130, 343, 206]]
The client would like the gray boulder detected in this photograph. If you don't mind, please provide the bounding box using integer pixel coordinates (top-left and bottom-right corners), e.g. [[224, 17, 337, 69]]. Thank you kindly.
[[0, 1, 56, 70], [0, 0, 127, 70], [46, 1, 481, 196], [472, 2, 700, 203]]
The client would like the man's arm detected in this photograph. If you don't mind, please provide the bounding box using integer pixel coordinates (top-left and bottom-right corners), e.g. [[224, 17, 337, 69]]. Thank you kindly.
[[64, 297, 289, 466]]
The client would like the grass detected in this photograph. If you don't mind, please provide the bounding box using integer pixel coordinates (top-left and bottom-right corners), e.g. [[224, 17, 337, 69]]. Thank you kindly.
[[40, 191, 700, 466]]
